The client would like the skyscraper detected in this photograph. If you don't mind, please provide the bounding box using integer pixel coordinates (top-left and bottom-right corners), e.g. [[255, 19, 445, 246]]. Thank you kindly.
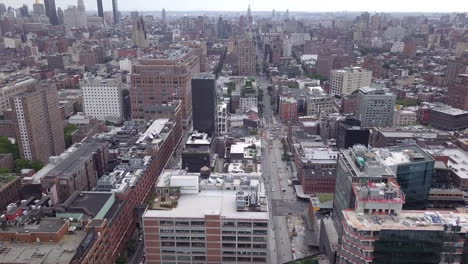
[[112, 0, 119, 24], [191, 73, 216, 136], [217, 16, 228, 39], [96, 0, 103, 18], [32, 0, 46, 17], [0, 4, 6, 16], [132, 17, 148, 48], [162, 8, 166, 24], [57, 7, 64, 24], [235, 31, 257, 76], [44, 0, 58, 25], [247, 5, 253, 25], [10, 83, 65, 163]]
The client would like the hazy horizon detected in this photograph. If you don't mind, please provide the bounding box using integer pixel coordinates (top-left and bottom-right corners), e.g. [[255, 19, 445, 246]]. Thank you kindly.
[[3, 0, 468, 13]]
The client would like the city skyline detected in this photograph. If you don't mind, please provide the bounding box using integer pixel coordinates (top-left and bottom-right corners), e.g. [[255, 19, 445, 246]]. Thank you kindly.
[[4, 0, 468, 13]]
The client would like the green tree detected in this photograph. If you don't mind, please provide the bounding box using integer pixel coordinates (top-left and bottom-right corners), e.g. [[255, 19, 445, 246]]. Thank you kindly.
[[126, 238, 137, 255], [288, 82, 299, 89], [115, 255, 127, 264], [0, 168, 11, 173], [0, 136, 20, 159], [31, 160, 44, 172], [64, 124, 78, 148], [14, 159, 31, 172]]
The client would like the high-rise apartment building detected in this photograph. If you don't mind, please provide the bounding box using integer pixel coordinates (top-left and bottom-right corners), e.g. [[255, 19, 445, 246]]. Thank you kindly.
[[446, 52, 468, 85], [191, 73, 216, 136], [143, 171, 269, 264], [96, 0, 103, 18], [356, 87, 396, 128], [0, 77, 37, 114], [112, 0, 119, 24], [44, 0, 58, 25], [236, 32, 257, 76], [130, 48, 200, 123], [81, 78, 124, 122], [330, 67, 372, 97], [448, 74, 468, 110], [132, 17, 148, 48], [10, 83, 65, 163]]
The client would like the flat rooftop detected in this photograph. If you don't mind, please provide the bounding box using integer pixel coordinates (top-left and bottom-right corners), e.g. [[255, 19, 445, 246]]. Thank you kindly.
[[136, 118, 170, 144], [376, 145, 433, 168], [343, 210, 468, 232], [426, 147, 468, 179], [43, 140, 107, 180], [0, 218, 67, 234], [144, 190, 268, 220], [64, 192, 114, 218], [193, 73, 215, 80], [432, 105, 468, 116], [0, 231, 86, 264]]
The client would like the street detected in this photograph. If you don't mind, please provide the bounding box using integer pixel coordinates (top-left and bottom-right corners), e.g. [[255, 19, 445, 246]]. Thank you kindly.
[[258, 75, 310, 264]]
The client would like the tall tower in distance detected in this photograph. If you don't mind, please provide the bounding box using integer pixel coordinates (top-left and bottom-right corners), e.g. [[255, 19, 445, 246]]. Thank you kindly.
[[44, 0, 58, 25], [97, 0, 103, 18], [112, 0, 119, 24], [132, 17, 148, 48], [247, 5, 253, 25], [162, 8, 166, 24], [32, 0, 46, 17]]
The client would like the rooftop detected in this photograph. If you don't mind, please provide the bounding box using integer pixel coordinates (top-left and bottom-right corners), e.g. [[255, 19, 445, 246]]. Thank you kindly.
[[343, 209, 468, 232], [192, 73, 215, 80], [186, 131, 211, 145], [58, 192, 115, 219], [38, 140, 108, 183], [144, 190, 268, 220], [136, 118, 170, 145], [431, 104, 468, 116], [425, 147, 468, 179], [1, 218, 68, 234], [375, 145, 433, 169], [0, 231, 87, 264], [341, 145, 395, 179]]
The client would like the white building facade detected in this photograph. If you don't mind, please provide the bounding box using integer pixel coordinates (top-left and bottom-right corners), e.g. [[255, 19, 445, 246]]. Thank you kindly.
[[81, 78, 123, 121], [330, 67, 372, 97]]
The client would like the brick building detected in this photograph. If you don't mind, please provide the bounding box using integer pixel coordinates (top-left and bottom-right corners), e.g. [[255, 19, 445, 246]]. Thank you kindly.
[[279, 96, 298, 121], [448, 74, 468, 110], [130, 48, 200, 123], [10, 82, 65, 163], [143, 171, 269, 264]]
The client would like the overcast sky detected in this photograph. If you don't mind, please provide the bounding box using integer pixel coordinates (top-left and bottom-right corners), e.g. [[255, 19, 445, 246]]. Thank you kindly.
[[4, 0, 468, 13]]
